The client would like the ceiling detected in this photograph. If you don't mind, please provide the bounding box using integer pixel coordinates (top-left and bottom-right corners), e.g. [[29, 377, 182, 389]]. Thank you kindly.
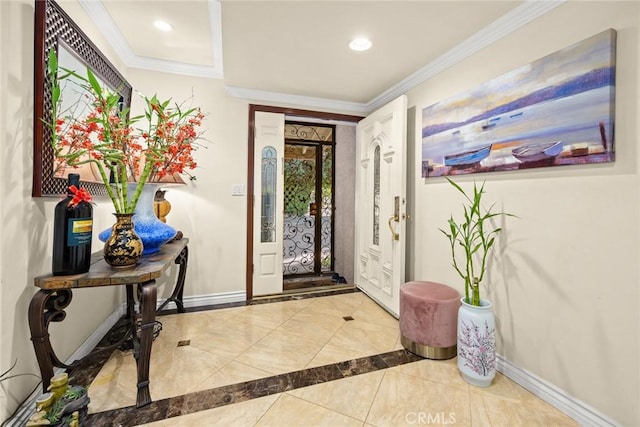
[[77, 0, 564, 114]]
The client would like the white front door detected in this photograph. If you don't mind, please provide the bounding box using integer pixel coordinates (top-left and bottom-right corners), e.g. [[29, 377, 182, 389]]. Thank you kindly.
[[253, 112, 285, 296], [354, 95, 407, 317]]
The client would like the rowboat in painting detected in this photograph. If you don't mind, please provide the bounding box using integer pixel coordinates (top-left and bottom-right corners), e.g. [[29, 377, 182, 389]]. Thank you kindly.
[[444, 144, 492, 167], [512, 141, 563, 163]]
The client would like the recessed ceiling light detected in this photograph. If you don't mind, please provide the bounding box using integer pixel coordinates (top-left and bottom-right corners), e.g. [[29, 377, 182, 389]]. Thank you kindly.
[[349, 37, 372, 52], [153, 20, 173, 32]]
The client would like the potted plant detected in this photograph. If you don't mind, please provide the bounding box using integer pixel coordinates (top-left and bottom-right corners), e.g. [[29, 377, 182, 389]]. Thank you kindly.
[[46, 49, 206, 266], [439, 177, 514, 387]]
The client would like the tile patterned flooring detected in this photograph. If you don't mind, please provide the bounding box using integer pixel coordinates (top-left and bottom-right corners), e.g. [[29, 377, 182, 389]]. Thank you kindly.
[[74, 291, 578, 426]]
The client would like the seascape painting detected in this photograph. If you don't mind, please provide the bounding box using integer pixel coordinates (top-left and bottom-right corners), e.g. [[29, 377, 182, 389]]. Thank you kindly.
[[421, 29, 616, 178]]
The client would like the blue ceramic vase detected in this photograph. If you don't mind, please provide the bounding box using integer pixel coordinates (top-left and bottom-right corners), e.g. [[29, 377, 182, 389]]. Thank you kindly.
[[99, 183, 177, 255]]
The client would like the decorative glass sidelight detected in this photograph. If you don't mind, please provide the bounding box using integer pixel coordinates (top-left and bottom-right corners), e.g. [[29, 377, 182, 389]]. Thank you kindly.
[[261, 146, 277, 243], [320, 145, 333, 272], [373, 145, 381, 246]]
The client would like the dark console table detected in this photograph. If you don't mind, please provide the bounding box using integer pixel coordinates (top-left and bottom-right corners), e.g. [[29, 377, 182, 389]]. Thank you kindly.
[[29, 238, 189, 408]]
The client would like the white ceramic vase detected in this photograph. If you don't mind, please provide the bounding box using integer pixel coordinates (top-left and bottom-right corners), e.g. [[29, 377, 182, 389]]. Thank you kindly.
[[457, 297, 496, 387]]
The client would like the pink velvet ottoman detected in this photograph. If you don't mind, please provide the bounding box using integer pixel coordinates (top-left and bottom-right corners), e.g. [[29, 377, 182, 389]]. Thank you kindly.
[[400, 281, 460, 359]]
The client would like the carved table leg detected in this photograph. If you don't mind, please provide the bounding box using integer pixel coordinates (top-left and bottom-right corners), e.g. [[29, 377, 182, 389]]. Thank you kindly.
[[28, 289, 73, 392], [156, 246, 188, 313], [125, 284, 135, 321], [135, 279, 157, 408]]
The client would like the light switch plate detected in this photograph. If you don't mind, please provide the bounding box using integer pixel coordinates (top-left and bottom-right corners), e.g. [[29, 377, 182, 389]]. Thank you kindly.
[[232, 184, 246, 196]]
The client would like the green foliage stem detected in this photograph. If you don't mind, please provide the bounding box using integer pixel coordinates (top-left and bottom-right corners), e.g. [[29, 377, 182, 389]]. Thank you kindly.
[[439, 178, 514, 306]]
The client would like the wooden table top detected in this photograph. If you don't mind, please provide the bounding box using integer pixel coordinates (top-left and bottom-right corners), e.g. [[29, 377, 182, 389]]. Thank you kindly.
[[34, 238, 189, 290]]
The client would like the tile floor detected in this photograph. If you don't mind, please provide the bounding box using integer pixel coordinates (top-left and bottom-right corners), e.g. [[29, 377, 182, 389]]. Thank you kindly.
[[80, 291, 577, 426]]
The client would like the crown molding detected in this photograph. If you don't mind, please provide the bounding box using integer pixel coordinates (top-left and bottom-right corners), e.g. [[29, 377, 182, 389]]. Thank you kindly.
[[80, 0, 563, 112], [226, 0, 564, 115], [79, 0, 224, 79], [127, 56, 222, 79], [366, 0, 565, 112], [78, 0, 136, 64], [225, 86, 370, 115], [209, 0, 224, 77]]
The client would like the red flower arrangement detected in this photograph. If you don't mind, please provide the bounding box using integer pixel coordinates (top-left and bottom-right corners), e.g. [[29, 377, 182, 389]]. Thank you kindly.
[[47, 50, 206, 214]]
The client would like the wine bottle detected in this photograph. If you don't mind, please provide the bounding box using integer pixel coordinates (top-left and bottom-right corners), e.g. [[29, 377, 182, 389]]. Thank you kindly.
[[52, 174, 93, 275]]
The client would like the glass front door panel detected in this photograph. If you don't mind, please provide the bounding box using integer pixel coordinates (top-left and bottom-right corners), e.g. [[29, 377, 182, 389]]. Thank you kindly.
[[283, 144, 317, 275], [261, 146, 277, 243], [321, 145, 333, 273], [283, 121, 336, 278], [373, 145, 381, 246]]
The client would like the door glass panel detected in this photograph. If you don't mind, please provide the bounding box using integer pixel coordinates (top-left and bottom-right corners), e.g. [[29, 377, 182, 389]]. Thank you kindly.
[[321, 145, 333, 272], [373, 145, 380, 246], [261, 146, 277, 243], [282, 122, 336, 280], [283, 144, 316, 274], [285, 122, 333, 142]]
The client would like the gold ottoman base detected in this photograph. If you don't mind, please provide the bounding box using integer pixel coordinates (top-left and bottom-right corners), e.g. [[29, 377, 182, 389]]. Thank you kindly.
[[401, 334, 456, 360]]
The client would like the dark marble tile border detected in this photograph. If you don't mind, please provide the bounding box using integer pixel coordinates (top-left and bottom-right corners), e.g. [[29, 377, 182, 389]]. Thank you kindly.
[[67, 287, 361, 389], [85, 349, 422, 426], [67, 286, 388, 426], [157, 285, 360, 315]]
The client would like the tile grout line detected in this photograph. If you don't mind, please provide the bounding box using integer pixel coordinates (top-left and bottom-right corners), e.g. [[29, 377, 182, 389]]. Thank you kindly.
[[280, 393, 364, 425], [364, 366, 390, 425], [252, 393, 283, 427], [85, 349, 422, 425]]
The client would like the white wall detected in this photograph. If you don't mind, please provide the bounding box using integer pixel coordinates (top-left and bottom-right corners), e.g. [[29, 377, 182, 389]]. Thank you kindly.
[[0, 0, 126, 420], [334, 124, 356, 283], [406, 2, 639, 425], [126, 68, 250, 299], [2, 1, 638, 425]]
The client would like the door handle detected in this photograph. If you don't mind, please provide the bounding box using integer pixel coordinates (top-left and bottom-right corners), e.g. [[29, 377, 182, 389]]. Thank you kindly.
[[388, 215, 399, 241]]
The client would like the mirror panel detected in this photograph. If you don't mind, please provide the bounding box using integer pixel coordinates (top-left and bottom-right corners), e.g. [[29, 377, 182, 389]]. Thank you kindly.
[[33, 0, 132, 197]]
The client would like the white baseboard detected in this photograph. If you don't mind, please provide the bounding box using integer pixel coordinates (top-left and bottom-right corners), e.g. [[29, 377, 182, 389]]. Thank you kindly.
[[156, 290, 247, 311], [496, 355, 620, 426], [7, 291, 245, 426], [15, 293, 615, 427]]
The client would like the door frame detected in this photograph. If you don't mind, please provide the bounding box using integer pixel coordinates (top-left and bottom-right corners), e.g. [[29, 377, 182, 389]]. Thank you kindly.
[[246, 105, 363, 300]]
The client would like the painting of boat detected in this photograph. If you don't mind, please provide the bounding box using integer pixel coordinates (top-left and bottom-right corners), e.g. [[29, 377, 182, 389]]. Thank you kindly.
[[481, 117, 500, 131], [444, 145, 492, 167], [512, 141, 563, 163], [421, 29, 616, 177]]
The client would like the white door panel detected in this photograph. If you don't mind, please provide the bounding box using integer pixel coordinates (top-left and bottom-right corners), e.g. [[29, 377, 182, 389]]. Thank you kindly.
[[253, 112, 285, 296], [355, 95, 407, 317]]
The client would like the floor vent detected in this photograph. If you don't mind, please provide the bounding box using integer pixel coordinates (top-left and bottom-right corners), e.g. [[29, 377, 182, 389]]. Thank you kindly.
[[177, 340, 191, 347]]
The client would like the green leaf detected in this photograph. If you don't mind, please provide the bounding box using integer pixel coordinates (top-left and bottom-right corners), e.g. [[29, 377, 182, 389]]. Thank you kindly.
[[47, 48, 58, 76], [52, 84, 60, 105], [86, 67, 102, 96], [446, 177, 466, 198], [487, 237, 495, 249], [442, 178, 516, 300]]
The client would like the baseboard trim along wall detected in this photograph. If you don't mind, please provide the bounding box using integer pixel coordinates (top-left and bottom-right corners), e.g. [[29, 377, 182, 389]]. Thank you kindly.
[[155, 290, 247, 311], [10, 292, 616, 426], [496, 355, 619, 426], [7, 291, 246, 426]]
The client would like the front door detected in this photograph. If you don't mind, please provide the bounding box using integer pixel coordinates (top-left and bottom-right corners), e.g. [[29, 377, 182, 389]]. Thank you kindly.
[[253, 111, 285, 296], [354, 95, 407, 317], [283, 122, 335, 279]]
